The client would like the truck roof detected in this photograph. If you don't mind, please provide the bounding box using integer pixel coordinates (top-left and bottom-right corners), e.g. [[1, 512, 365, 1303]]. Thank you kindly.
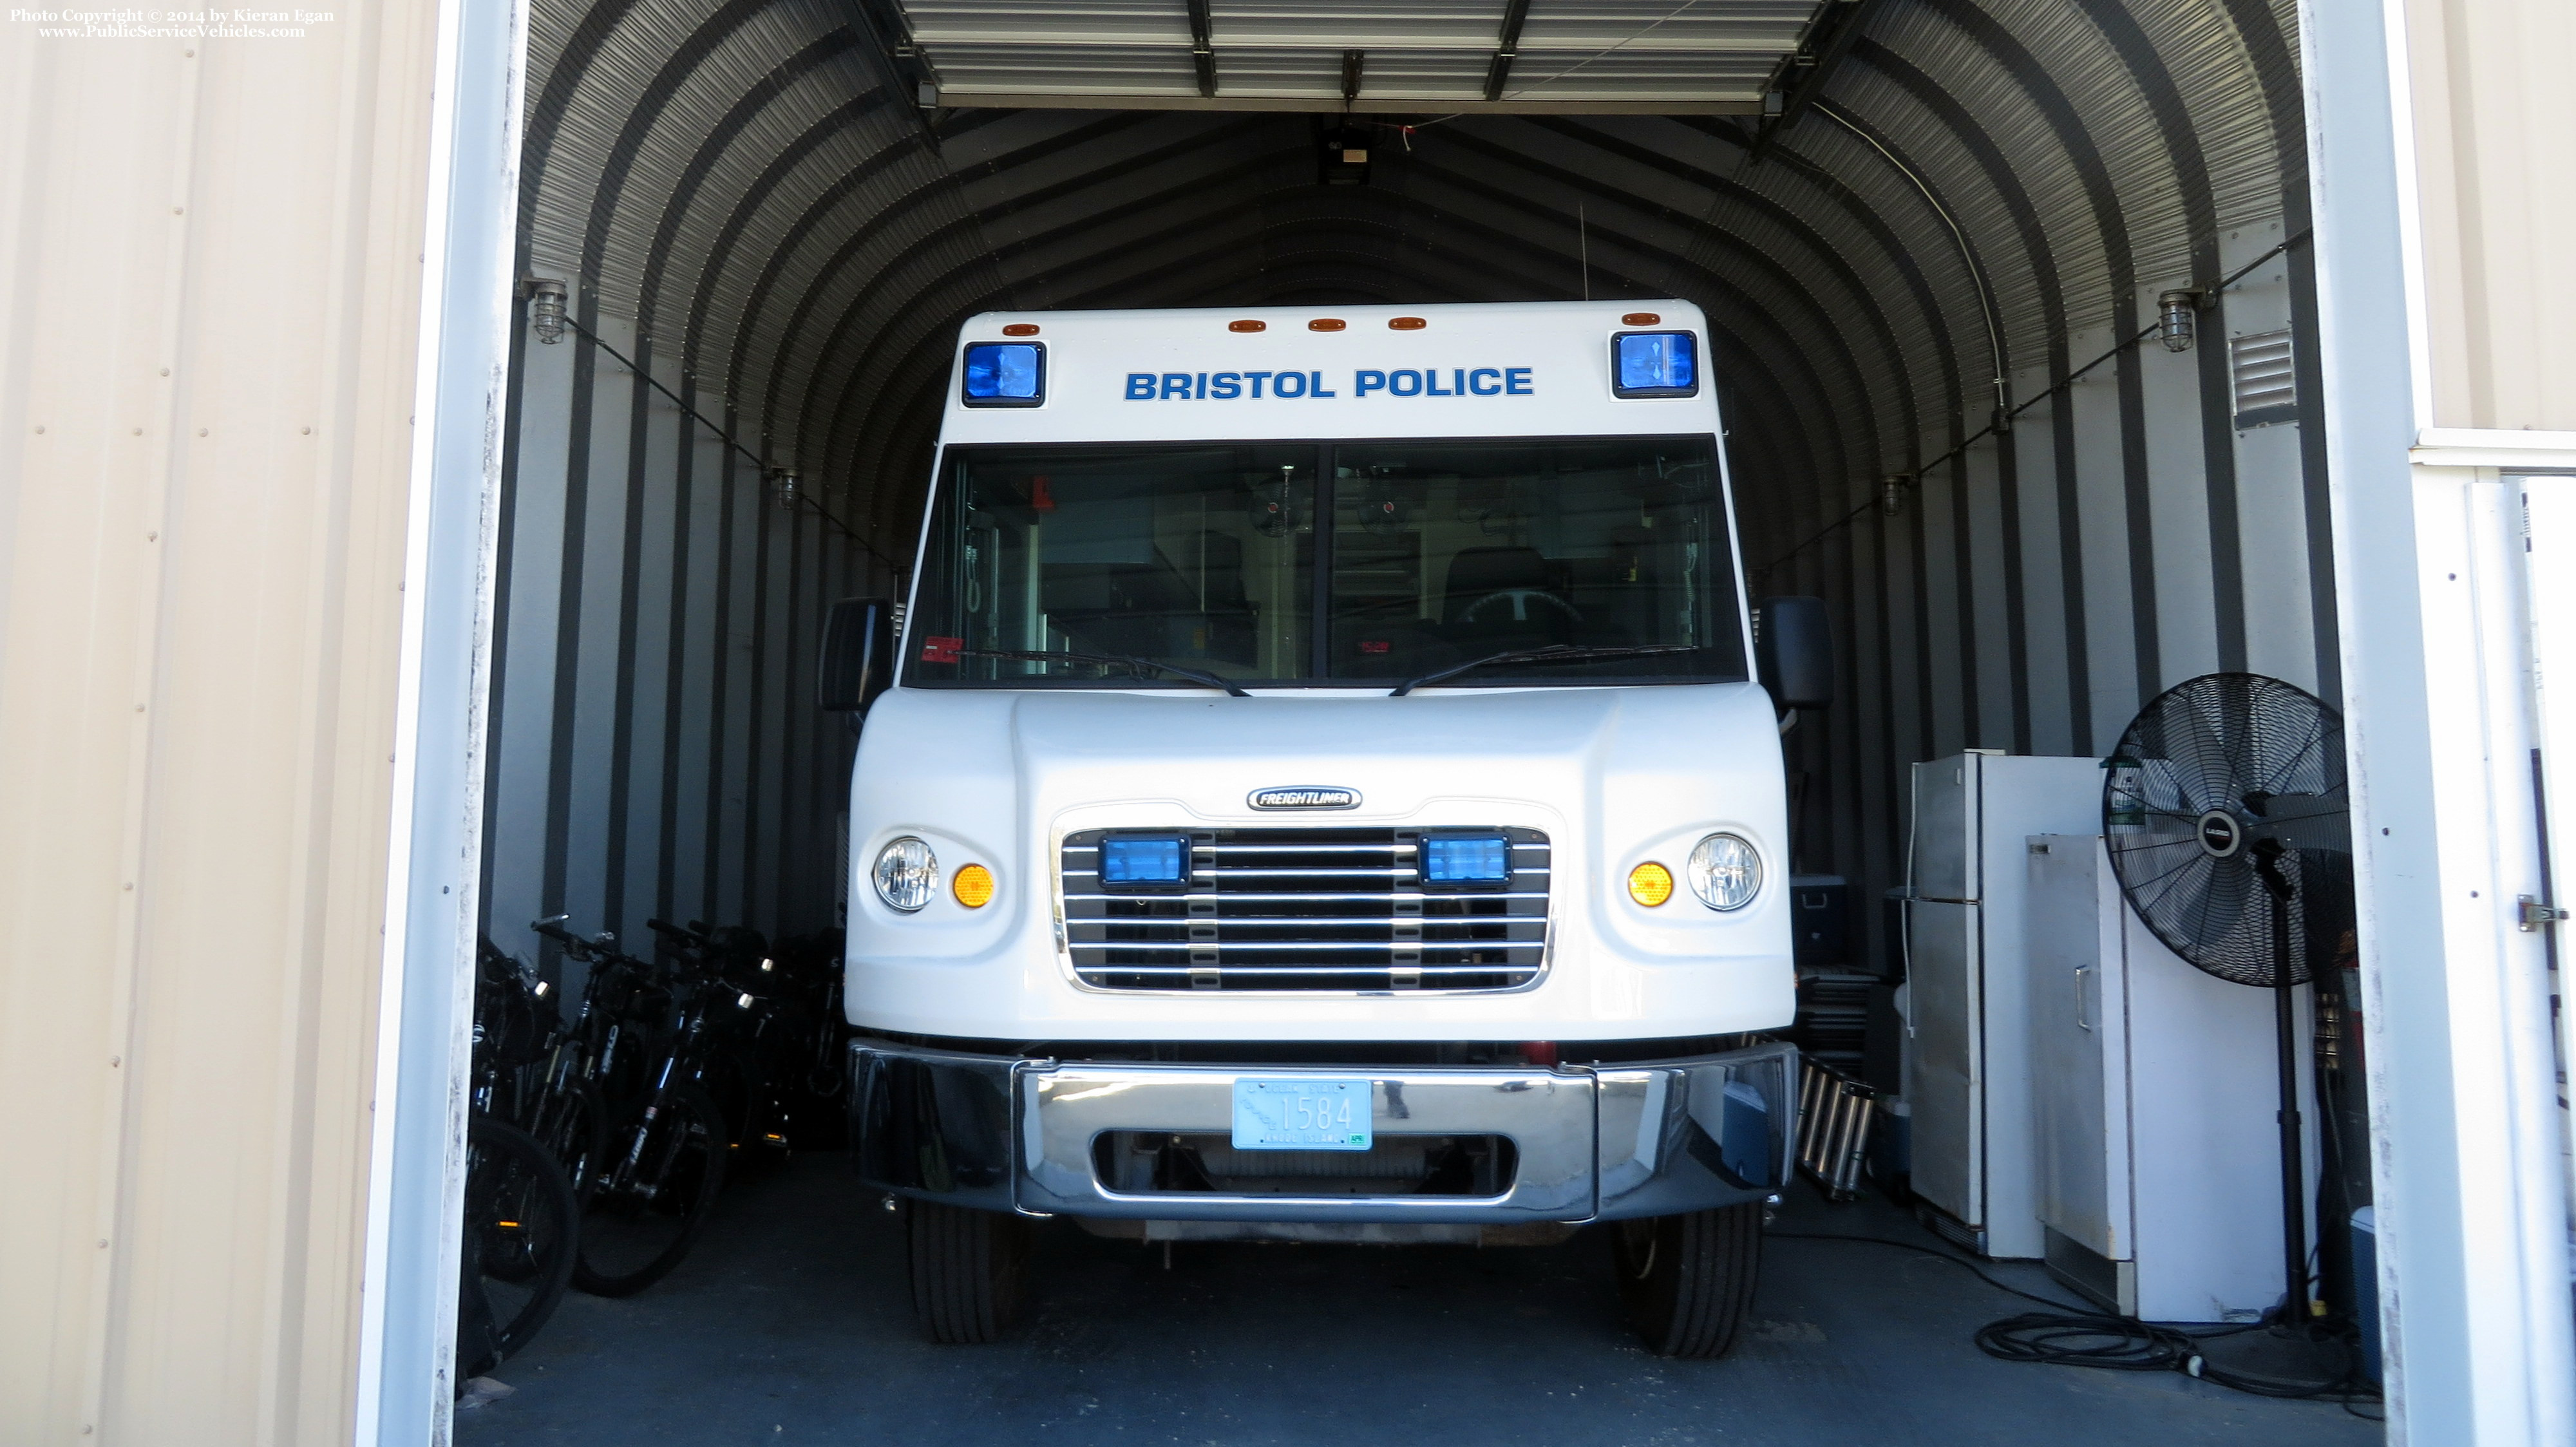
[[936, 299, 1721, 446]]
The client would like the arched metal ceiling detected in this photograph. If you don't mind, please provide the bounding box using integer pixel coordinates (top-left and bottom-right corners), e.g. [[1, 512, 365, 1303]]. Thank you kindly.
[[514, 0, 2308, 570]]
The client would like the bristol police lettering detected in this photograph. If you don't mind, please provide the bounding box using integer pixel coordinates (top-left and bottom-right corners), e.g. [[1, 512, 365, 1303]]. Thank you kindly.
[[1125, 370, 1338, 401], [1350, 366, 1531, 397], [1126, 366, 1532, 400]]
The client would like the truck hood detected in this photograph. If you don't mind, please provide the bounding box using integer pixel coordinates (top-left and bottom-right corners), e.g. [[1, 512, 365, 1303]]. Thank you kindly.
[[998, 684, 1736, 817]]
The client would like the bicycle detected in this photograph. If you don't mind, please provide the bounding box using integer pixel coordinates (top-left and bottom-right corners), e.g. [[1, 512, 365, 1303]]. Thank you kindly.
[[565, 921, 735, 1297], [770, 927, 850, 1102], [650, 918, 799, 1175], [519, 916, 670, 1196], [457, 945, 581, 1377]]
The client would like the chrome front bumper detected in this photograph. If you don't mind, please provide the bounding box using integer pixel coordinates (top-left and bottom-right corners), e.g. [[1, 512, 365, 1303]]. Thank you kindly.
[[848, 1037, 1795, 1224]]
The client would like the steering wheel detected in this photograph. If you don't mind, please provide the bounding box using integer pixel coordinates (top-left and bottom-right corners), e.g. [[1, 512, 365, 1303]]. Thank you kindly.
[[1457, 588, 1583, 625]]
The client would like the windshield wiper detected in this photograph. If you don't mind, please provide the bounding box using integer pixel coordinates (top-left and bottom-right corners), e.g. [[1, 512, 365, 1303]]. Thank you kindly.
[[960, 647, 1251, 698], [1389, 643, 1703, 697]]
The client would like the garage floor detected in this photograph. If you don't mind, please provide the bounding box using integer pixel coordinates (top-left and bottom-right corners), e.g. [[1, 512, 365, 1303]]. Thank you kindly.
[[456, 1155, 2378, 1446]]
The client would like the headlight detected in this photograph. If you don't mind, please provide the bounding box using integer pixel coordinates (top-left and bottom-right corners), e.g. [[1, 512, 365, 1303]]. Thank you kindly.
[[1687, 833, 1761, 911], [873, 837, 938, 912]]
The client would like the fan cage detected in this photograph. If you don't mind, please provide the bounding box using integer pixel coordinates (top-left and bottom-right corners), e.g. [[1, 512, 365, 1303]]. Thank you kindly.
[[2102, 674, 2354, 987]]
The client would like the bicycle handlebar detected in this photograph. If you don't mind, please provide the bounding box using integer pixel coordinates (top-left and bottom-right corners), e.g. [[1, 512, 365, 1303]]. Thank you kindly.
[[530, 916, 587, 951], [646, 917, 710, 948]]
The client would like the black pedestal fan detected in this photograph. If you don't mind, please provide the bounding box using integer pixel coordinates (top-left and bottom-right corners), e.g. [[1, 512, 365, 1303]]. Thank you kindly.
[[2103, 672, 2354, 1323]]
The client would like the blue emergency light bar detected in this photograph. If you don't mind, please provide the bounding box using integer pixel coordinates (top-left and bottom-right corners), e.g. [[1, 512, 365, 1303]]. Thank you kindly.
[[961, 341, 1045, 406], [1421, 834, 1513, 887], [1611, 331, 1698, 399], [1099, 833, 1189, 889]]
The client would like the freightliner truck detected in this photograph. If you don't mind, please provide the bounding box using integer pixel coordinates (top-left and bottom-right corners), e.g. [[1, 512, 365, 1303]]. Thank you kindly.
[[817, 300, 1833, 1357]]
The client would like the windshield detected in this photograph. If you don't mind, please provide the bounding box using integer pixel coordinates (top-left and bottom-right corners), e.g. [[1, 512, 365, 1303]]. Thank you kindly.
[[905, 436, 1747, 689]]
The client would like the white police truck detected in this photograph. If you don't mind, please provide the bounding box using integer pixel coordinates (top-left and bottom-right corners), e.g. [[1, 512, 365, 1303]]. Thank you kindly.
[[816, 299, 1833, 1356]]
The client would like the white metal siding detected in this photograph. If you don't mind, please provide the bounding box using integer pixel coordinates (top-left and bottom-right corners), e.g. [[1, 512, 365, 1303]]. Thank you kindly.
[[0, 5, 455, 1442]]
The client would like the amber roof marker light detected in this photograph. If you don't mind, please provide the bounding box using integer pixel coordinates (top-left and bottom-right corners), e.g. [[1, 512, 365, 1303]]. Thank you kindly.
[[1621, 312, 1662, 326], [1308, 318, 1347, 332], [1228, 319, 1267, 333], [1001, 323, 1039, 336], [1388, 317, 1426, 330]]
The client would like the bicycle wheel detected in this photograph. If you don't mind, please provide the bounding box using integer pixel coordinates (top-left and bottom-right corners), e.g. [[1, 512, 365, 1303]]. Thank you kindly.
[[573, 1082, 728, 1297], [455, 1113, 580, 1378]]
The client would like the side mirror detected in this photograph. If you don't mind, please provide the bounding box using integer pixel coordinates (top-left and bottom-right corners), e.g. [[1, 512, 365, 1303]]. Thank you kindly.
[[1754, 596, 1833, 712], [819, 596, 897, 714]]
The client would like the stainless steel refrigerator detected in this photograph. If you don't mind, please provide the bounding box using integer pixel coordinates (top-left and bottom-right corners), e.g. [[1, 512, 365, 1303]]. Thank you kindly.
[[1905, 751, 2103, 1259]]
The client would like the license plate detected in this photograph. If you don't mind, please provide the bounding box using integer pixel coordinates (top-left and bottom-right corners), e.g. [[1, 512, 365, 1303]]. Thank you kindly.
[[1231, 1077, 1373, 1151]]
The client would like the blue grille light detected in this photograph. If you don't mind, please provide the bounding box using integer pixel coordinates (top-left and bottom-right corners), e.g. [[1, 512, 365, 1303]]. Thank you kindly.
[[1100, 834, 1188, 887], [961, 341, 1045, 406], [1611, 331, 1698, 399], [1422, 835, 1512, 885]]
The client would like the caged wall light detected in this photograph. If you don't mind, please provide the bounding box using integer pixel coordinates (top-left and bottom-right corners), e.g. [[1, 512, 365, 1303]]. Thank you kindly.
[[528, 277, 568, 345], [2158, 289, 2199, 353]]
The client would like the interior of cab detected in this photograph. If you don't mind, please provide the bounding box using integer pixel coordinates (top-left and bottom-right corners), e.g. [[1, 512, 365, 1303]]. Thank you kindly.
[[911, 435, 1743, 687]]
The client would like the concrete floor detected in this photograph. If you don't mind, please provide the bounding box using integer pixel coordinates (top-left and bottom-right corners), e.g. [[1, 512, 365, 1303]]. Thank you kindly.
[[457, 1153, 2380, 1446]]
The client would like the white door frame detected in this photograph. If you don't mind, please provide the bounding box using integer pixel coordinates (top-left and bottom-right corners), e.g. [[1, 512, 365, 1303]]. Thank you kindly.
[[2302, 1, 2576, 1441], [351, 0, 528, 1437]]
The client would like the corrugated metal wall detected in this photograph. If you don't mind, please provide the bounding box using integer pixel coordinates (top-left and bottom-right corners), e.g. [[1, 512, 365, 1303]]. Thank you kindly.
[[479, 295, 886, 963], [495, 0, 2339, 971], [0, 7, 442, 1443]]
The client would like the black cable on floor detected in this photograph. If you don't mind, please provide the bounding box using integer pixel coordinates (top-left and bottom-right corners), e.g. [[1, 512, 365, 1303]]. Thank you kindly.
[[1766, 1228, 2383, 1410], [1763, 1230, 2090, 1312], [1975, 1313, 2335, 1392]]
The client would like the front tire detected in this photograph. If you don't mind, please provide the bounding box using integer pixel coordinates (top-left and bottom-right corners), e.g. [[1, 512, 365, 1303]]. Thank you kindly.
[[906, 1200, 1032, 1343], [1615, 1204, 1762, 1358]]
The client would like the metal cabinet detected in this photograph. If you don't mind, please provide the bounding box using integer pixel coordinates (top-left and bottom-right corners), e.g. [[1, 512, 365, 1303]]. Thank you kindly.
[[1904, 753, 2103, 1259], [2025, 834, 2310, 1320]]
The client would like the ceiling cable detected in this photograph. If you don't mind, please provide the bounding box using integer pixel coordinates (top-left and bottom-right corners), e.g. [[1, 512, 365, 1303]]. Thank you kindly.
[[1754, 230, 2307, 578], [1501, 0, 1707, 101], [1812, 99, 2008, 432], [554, 310, 904, 572]]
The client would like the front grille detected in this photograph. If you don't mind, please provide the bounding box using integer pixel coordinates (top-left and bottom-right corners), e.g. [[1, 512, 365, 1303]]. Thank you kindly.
[[1060, 826, 1550, 992]]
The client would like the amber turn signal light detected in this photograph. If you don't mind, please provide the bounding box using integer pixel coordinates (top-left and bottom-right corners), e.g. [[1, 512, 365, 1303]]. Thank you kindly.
[[1627, 862, 1674, 907], [953, 863, 996, 908]]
